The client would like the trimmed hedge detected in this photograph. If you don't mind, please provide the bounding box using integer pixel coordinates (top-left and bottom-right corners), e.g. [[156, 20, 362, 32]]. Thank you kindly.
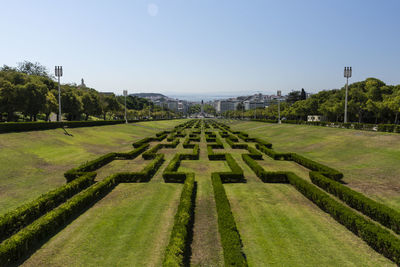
[[310, 172, 400, 235], [287, 172, 400, 265], [115, 143, 149, 159], [255, 144, 343, 180], [207, 145, 226, 160], [256, 144, 291, 160], [246, 146, 262, 160], [65, 144, 149, 181], [212, 173, 248, 266], [254, 138, 272, 149], [254, 119, 400, 134], [0, 174, 118, 266], [163, 174, 195, 266], [0, 173, 95, 242], [217, 154, 245, 183], [163, 145, 200, 183], [242, 154, 288, 183], [291, 153, 343, 181], [118, 154, 165, 182]]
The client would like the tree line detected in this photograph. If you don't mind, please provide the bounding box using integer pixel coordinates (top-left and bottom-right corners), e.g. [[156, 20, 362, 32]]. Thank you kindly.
[[223, 78, 400, 124], [0, 62, 179, 122]]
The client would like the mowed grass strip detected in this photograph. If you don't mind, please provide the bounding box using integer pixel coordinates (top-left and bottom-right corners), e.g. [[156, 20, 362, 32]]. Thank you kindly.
[[226, 120, 400, 211], [179, 142, 226, 266], [21, 183, 182, 267], [225, 182, 395, 266], [0, 119, 186, 215]]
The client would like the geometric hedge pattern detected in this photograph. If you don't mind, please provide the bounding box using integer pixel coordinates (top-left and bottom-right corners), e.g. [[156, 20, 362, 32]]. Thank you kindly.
[[0, 119, 399, 266]]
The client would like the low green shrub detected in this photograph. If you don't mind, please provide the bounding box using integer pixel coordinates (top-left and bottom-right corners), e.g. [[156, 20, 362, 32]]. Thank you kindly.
[[256, 144, 291, 160], [310, 172, 400, 235], [246, 146, 262, 159], [218, 154, 245, 183], [0, 173, 95, 242], [115, 144, 149, 159], [64, 153, 116, 182], [291, 153, 343, 181], [163, 174, 195, 266], [0, 174, 118, 266], [254, 138, 272, 148], [242, 154, 288, 183], [211, 173, 248, 267], [288, 173, 400, 265], [207, 145, 226, 160]]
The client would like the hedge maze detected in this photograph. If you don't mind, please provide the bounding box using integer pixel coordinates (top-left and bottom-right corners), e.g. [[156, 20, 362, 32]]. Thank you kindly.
[[1, 119, 400, 266]]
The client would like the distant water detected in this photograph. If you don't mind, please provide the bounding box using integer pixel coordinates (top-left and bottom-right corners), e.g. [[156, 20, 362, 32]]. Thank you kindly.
[[168, 94, 238, 102]]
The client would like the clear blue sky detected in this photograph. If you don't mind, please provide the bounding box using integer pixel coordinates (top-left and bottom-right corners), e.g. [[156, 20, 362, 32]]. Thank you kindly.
[[1, 0, 399, 98]]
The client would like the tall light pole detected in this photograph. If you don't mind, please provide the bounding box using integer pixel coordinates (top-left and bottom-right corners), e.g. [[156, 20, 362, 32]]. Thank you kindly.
[[123, 90, 128, 123], [277, 90, 282, 124], [55, 66, 63, 122], [344, 67, 352, 123], [278, 99, 281, 124]]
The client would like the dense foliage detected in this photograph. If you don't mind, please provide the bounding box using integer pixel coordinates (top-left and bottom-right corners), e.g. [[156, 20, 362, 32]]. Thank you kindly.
[[223, 78, 400, 124], [0, 62, 179, 122]]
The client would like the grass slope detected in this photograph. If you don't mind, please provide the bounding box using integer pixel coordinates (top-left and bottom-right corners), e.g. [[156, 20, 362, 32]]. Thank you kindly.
[[225, 182, 394, 266], [0, 119, 186, 215], [21, 183, 182, 267], [225, 120, 400, 211]]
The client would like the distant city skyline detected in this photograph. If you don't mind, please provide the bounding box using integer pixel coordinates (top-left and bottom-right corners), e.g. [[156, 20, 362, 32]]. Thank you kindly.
[[1, 0, 399, 96]]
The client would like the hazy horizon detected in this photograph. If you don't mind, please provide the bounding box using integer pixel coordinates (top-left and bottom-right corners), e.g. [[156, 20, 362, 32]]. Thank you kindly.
[[1, 0, 399, 96]]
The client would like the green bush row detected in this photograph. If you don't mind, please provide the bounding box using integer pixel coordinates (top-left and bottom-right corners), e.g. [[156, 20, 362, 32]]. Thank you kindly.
[[211, 173, 248, 266], [132, 133, 167, 148], [0, 173, 96, 242], [183, 137, 195, 148], [207, 145, 226, 160], [242, 154, 288, 183], [254, 138, 272, 148], [255, 144, 292, 160], [291, 153, 343, 181], [287, 172, 400, 265], [163, 145, 200, 183], [118, 154, 165, 183], [163, 174, 195, 267], [254, 119, 400, 134], [0, 174, 118, 266], [310, 172, 400, 235], [65, 144, 149, 181], [246, 146, 262, 160], [115, 143, 149, 159], [218, 154, 245, 183], [255, 144, 342, 180]]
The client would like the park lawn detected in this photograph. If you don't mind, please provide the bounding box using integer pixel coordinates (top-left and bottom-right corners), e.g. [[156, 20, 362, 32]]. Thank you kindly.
[[226, 120, 400, 211], [21, 182, 182, 267], [0, 119, 186, 215], [179, 155, 226, 267], [225, 181, 395, 266]]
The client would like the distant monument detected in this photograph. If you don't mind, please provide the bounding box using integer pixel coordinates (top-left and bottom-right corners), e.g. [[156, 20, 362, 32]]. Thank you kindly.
[[201, 100, 204, 114], [79, 78, 86, 89]]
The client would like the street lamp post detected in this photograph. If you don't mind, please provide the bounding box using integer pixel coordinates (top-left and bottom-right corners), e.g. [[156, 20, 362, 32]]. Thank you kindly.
[[123, 90, 128, 123], [55, 66, 63, 122], [278, 99, 281, 124], [344, 67, 352, 123]]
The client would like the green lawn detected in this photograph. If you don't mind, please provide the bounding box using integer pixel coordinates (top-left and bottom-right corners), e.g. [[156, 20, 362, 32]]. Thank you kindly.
[[2, 119, 399, 266], [21, 183, 182, 267], [225, 181, 394, 266], [0, 119, 186, 215], [225, 120, 400, 211]]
